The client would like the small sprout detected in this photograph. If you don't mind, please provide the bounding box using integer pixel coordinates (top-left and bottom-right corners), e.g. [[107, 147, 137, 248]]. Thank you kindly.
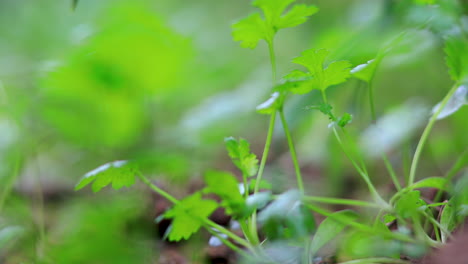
[[224, 137, 259, 177], [337, 112, 353, 128], [305, 103, 335, 121]]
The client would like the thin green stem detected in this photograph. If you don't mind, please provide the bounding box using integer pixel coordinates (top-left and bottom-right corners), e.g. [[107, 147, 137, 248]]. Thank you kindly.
[[367, 72, 401, 191], [303, 196, 380, 208], [0, 152, 22, 212], [279, 110, 304, 194], [267, 40, 277, 83], [306, 203, 415, 243], [239, 219, 259, 246], [137, 173, 179, 204], [408, 83, 459, 186], [434, 148, 467, 203], [206, 228, 251, 259], [242, 174, 249, 199], [321, 89, 328, 103], [382, 154, 402, 191], [203, 220, 254, 252], [254, 113, 276, 194], [332, 128, 385, 205], [368, 80, 377, 122], [137, 174, 253, 251]]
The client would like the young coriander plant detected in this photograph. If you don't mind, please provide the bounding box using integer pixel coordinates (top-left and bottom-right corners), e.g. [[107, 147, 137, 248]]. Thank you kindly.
[[74, 1, 468, 263], [233, 0, 319, 195]]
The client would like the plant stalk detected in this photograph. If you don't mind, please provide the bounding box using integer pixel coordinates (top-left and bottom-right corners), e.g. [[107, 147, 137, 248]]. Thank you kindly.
[[279, 109, 304, 194], [408, 83, 459, 186], [254, 113, 276, 194]]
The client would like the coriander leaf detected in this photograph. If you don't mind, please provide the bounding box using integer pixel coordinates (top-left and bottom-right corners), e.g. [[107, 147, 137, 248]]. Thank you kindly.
[[337, 112, 353, 128], [277, 4, 319, 29], [292, 49, 329, 75], [75, 160, 138, 192], [204, 171, 244, 214], [232, 0, 318, 48], [282, 70, 317, 94], [224, 137, 259, 177], [445, 36, 468, 82], [395, 191, 426, 219], [309, 210, 358, 256], [323, 60, 352, 89], [232, 14, 269, 49], [164, 192, 218, 241], [290, 49, 351, 93]]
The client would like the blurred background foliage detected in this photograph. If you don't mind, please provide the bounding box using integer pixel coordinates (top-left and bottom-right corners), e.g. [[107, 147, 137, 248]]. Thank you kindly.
[[0, 0, 466, 263]]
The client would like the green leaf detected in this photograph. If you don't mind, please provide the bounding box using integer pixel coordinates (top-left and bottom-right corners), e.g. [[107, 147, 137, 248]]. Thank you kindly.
[[395, 191, 426, 219], [232, 14, 269, 49], [351, 59, 378, 83], [445, 36, 468, 82], [277, 4, 319, 29], [281, 70, 317, 94], [75, 160, 138, 192], [204, 171, 244, 215], [164, 192, 218, 241], [323, 60, 352, 89], [232, 0, 318, 49], [337, 112, 353, 128], [290, 49, 351, 93], [407, 177, 449, 191], [293, 48, 329, 75], [224, 137, 259, 177], [309, 210, 358, 256]]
